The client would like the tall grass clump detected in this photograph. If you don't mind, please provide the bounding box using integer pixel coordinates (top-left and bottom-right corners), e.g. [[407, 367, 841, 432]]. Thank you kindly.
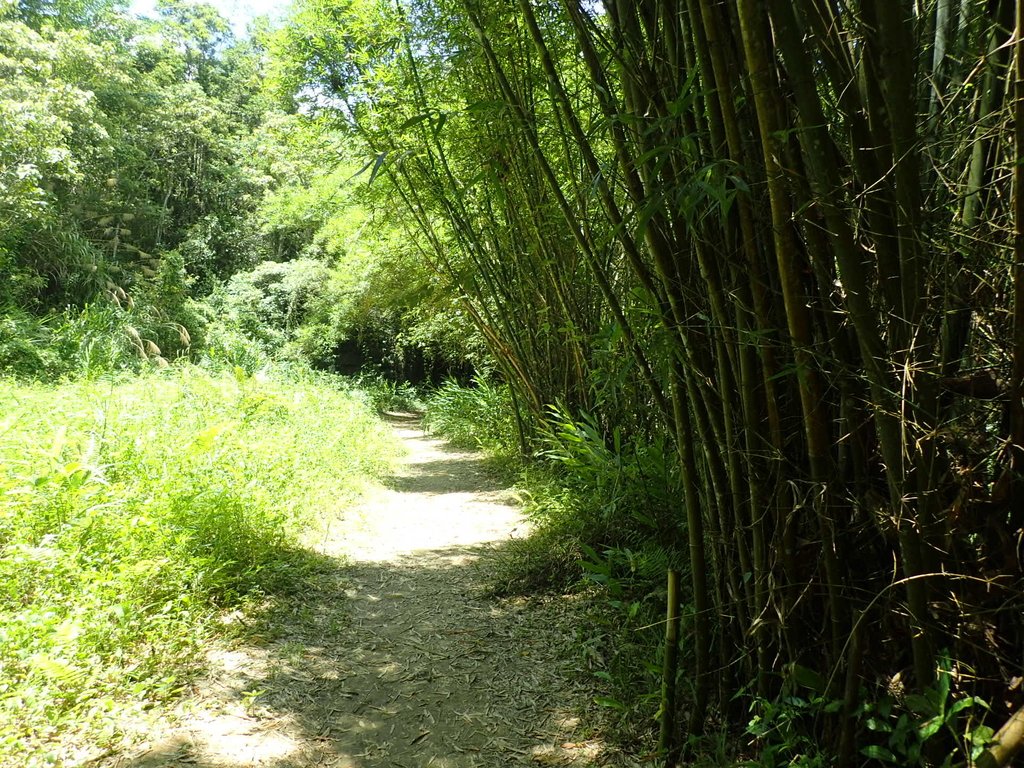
[[0, 305, 139, 380], [423, 378, 519, 455], [0, 366, 397, 766]]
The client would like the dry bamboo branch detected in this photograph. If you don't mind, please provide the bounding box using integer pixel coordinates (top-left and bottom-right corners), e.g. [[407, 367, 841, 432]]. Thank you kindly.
[[973, 704, 1024, 768]]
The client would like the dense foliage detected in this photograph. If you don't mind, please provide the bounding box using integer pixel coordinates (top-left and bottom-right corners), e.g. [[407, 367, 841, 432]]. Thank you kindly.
[[272, 0, 1024, 765], [8, 0, 1024, 765], [0, 0, 476, 381]]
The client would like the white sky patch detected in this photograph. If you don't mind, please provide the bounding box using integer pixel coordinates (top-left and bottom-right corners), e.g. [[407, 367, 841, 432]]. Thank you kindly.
[[128, 0, 288, 37]]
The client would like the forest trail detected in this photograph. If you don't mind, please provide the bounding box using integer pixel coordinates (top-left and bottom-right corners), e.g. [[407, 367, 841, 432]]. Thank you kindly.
[[108, 414, 614, 768]]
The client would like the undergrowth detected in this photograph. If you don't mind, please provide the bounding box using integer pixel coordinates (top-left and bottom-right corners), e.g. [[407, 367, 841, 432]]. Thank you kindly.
[[426, 380, 1004, 765], [423, 378, 519, 456], [0, 365, 397, 766], [355, 374, 425, 414]]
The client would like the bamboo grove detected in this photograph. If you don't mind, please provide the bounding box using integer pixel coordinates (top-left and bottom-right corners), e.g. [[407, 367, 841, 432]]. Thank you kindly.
[[280, 0, 1024, 763]]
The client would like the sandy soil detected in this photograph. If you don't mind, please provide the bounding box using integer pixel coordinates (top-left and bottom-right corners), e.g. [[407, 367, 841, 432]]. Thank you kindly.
[[102, 414, 623, 768]]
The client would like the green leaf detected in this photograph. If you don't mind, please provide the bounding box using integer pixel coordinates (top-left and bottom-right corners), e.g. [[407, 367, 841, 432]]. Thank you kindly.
[[432, 113, 447, 137], [970, 725, 995, 746], [398, 113, 429, 130], [860, 745, 898, 762], [594, 696, 627, 711], [904, 693, 938, 717], [465, 99, 505, 114], [877, 698, 894, 718], [367, 152, 388, 185], [865, 717, 893, 733], [947, 697, 977, 717], [29, 654, 87, 686], [346, 151, 391, 186], [917, 716, 943, 740], [789, 664, 827, 694], [970, 726, 996, 761], [936, 658, 952, 705]]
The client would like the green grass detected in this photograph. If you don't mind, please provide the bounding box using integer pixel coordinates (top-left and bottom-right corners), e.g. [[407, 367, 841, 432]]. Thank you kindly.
[[423, 378, 519, 455], [0, 365, 398, 766]]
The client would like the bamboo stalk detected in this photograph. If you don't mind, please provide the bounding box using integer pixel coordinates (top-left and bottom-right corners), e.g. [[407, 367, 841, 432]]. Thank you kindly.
[[1009, 0, 1024, 526], [658, 568, 682, 763], [736, 0, 845, 664]]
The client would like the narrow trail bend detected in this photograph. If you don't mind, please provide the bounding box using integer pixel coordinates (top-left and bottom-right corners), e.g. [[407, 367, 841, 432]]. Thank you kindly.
[[115, 414, 621, 768]]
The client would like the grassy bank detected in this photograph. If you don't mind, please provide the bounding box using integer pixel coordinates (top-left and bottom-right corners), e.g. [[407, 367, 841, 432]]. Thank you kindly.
[[0, 366, 398, 766]]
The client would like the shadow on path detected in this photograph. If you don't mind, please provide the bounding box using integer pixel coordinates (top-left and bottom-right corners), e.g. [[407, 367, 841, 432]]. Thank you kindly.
[[384, 457, 504, 495], [118, 552, 589, 768], [105, 420, 607, 768]]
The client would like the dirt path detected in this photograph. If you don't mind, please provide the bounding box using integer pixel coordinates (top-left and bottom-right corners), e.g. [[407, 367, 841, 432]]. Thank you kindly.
[[111, 414, 617, 768]]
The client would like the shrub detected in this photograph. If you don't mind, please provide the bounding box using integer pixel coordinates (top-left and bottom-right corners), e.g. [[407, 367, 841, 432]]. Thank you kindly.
[[130, 249, 209, 361], [355, 373, 424, 413], [0, 261, 209, 381], [0, 304, 142, 379], [0, 308, 56, 378], [213, 258, 330, 356]]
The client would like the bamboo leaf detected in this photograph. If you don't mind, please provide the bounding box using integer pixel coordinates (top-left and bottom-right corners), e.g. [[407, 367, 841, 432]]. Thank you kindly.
[[789, 664, 827, 693], [860, 745, 898, 762], [367, 152, 388, 185], [904, 694, 938, 717], [432, 112, 447, 137], [465, 99, 506, 114], [399, 113, 430, 130], [594, 696, 627, 711]]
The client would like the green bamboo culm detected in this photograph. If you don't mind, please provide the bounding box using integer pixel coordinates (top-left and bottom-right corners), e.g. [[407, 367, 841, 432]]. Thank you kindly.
[[658, 568, 682, 764]]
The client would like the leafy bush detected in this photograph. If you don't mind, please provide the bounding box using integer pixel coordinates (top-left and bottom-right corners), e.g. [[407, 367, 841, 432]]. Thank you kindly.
[[0, 308, 55, 377], [486, 465, 587, 595], [130, 249, 209, 361], [738, 654, 996, 768], [354, 374, 424, 413], [200, 321, 273, 374], [0, 366, 398, 765], [212, 258, 330, 357], [485, 458, 671, 748], [0, 252, 211, 381], [539, 405, 681, 545]]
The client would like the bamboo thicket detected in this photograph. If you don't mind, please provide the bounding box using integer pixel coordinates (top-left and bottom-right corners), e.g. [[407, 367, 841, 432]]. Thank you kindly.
[[301, 0, 1024, 759]]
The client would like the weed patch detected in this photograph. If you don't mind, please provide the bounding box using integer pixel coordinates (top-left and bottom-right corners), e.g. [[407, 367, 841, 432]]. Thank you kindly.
[[0, 366, 397, 766], [424, 379, 519, 455]]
